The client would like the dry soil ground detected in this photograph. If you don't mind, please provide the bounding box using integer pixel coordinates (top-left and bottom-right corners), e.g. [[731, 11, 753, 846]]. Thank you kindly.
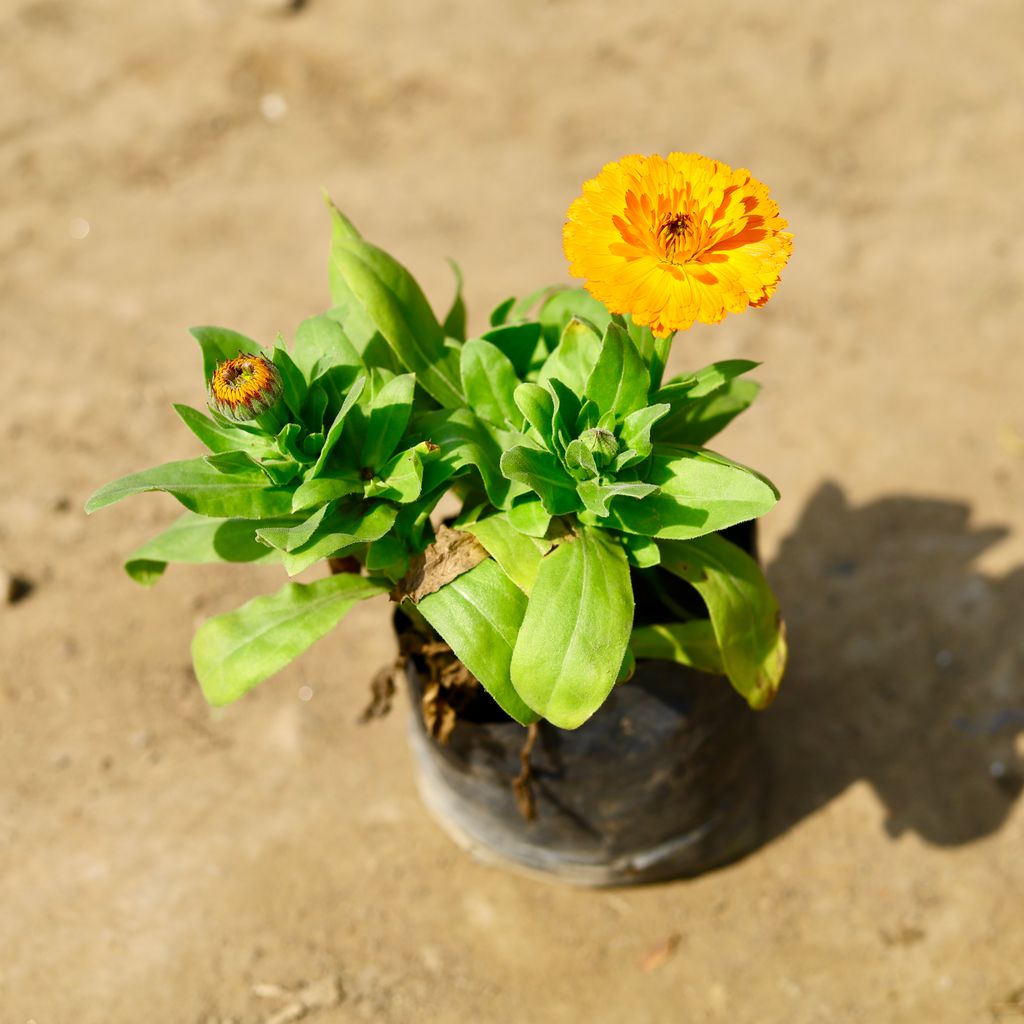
[[2, 1, 1024, 1022]]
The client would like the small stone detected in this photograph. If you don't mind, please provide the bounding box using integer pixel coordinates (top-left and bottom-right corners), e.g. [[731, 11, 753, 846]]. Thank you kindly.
[[1, 568, 32, 604], [260, 93, 288, 122], [252, 983, 289, 1000]]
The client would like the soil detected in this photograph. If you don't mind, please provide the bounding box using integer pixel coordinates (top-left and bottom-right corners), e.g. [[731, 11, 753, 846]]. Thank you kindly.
[[2, 1, 1023, 1021]]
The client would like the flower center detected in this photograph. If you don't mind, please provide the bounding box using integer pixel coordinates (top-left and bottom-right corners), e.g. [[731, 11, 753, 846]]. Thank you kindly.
[[657, 212, 691, 259], [223, 359, 257, 387]]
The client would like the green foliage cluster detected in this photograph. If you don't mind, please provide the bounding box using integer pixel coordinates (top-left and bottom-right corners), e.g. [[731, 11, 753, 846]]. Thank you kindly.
[[87, 203, 786, 730]]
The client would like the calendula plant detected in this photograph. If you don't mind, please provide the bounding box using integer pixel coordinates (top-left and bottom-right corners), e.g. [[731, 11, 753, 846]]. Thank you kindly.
[[88, 152, 792, 730]]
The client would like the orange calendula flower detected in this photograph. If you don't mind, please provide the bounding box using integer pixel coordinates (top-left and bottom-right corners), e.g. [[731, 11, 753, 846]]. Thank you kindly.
[[563, 153, 793, 337], [208, 354, 283, 422]]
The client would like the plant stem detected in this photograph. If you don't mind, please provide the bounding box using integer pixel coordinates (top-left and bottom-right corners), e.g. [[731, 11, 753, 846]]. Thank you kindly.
[[648, 333, 675, 392]]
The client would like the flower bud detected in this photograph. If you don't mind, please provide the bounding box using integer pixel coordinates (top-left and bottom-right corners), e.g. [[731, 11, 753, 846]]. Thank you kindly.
[[578, 427, 619, 467], [208, 354, 283, 422]]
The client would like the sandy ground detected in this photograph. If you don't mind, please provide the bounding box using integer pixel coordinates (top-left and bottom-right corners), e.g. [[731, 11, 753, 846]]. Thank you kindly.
[[2, 1, 1024, 1021]]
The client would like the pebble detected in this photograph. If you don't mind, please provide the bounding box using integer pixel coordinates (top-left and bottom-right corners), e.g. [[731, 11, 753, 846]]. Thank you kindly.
[[260, 93, 288, 122], [1, 568, 32, 605]]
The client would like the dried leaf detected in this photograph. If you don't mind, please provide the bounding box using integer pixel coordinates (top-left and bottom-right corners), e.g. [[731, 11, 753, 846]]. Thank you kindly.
[[421, 681, 457, 744], [641, 933, 681, 972], [392, 525, 487, 604], [359, 662, 398, 723], [328, 554, 362, 575]]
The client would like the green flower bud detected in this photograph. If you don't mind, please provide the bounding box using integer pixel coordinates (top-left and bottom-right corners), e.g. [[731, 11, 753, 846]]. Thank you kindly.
[[208, 354, 283, 422], [578, 427, 619, 468]]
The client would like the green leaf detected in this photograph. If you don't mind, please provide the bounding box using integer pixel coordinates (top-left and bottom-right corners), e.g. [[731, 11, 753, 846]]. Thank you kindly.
[[584, 321, 649, 420], [507, 495, 551, 538], [564, 439, 598, 481], [653, 379, 761, 447], [599, 446, 778, 539], [256, 504, 330, 552], [293, 314, 364, 383], [629, 620, 724, 674], [576, 398, 601, 432], [417, 408, 514, 507], [539, 288, 611, 349], [513, 382, 556, 448], [86, 457, 293, 519], [173, 404, 274, 457], [417, 559, 538, 726], [488, 296, 516, 327], [619, 403, 671, 461], [620, 533, 661, 568], [301, 432, 325, 459], [309, 375, 367, 478], [577, 479, 658, 518], [546, 377, 582, 454], [189, 325, 259, 381], [302, 384, 329, 434], [329, 239, 464, 407], [658, 533, 787, 708], [203, 449, 264, 475], [658, 359, 760, 401], [621, 315, 657, 368], [460, 338, 522, 429], [500, 446, 580, 515], [324, 193, 362, 244], [193, 573, 389, 706], [510, 525, 633, 729], [272, 345, 307, 419], [274, 423, 309, 465], [442, 259, 467, 340], [281, 500, 398, 576], [480, 322, 543, 377], [461, 512, 548, 594], [364, 534, 409, 578], [361, 372, 415, 471], [124, 512, 284, 585], [508, 285, 559, 322], [365, 445, 424, 503], [291, 474, 363, 513], [537, 316, 602, 394]]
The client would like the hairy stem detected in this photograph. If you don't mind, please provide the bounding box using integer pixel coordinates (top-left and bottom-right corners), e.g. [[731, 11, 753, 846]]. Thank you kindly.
[[648, 333, 674, 392]]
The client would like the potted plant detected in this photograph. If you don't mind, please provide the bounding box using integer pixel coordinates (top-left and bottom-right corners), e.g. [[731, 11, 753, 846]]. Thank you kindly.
[[88, 152, 792, 885]]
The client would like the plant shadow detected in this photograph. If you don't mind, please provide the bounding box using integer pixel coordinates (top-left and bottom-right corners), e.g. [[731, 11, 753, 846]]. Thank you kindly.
[[762, 482, 1024, 846]]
